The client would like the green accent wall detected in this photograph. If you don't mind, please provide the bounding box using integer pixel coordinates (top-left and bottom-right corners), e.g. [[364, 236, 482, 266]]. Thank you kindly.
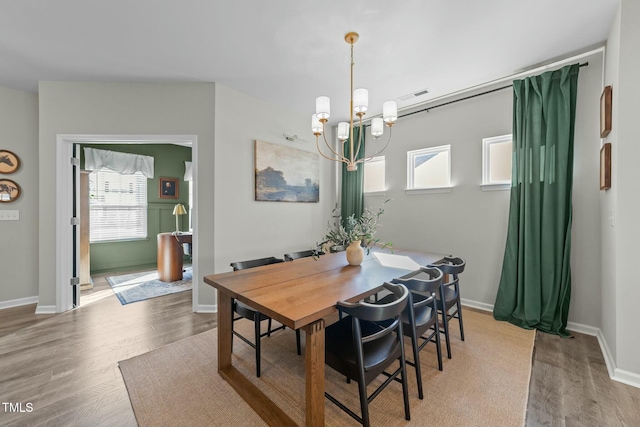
[[81, 143, 192, 273]]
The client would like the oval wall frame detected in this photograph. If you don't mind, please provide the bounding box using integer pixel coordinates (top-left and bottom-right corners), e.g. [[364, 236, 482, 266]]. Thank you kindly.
[[0, 178, 21, 202], [0, 150, 21, 174]]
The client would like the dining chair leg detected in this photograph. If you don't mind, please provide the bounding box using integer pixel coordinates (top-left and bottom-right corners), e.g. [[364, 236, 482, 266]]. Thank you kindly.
[[230, 305, 235, 353], [295, 329, 301, 355], [396, 323, 411, 420], [254, 312, 262, 377], [400, 351, 411, 421], [357, 376, 370, 427], [456, 300, 465, 341], [267, 318, 273, 337], [433, 321, 443, 371], [409, 330, 424, 399], [441, 304, 452, 359]]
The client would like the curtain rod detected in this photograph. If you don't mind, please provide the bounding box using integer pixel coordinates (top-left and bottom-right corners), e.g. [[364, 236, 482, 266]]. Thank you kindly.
[[398, 62, 589, 120]]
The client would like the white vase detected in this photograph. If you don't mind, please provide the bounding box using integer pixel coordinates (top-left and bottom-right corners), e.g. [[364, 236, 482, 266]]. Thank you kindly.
[[346, 240, 364, 266]]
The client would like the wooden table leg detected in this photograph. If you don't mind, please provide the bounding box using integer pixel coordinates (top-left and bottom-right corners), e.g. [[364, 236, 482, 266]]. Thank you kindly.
[[304, 319, 325, 427], [217, 291, 232, 370]]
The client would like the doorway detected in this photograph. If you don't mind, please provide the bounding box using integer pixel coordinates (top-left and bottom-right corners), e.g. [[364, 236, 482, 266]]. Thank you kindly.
[[55, 134, 199, 313]]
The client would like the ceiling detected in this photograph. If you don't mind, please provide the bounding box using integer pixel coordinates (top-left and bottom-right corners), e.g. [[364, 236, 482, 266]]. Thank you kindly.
[[0, 1, 618, 125]]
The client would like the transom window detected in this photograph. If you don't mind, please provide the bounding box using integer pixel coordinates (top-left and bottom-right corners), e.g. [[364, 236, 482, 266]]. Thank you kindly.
[[89, 168, 148, 242], [482, 134, 513, 187], [364, 156, 386, 193], [407, 145, 451, 190]]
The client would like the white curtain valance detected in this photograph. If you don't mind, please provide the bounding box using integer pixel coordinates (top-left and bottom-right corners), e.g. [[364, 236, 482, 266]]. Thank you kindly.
[[184, 161, 193, 181], [84, 147, 154, 179]]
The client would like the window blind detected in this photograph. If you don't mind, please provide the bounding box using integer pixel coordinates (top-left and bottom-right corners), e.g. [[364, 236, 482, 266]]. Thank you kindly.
[[89, 169, 147, 242]]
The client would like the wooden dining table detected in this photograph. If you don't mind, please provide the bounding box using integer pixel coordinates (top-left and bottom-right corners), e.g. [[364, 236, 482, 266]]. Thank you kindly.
[[203, 247, 445, 427]]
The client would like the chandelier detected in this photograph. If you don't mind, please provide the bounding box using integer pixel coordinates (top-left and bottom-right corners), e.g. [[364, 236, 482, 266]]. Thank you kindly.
[[311, 32, 397, 172]]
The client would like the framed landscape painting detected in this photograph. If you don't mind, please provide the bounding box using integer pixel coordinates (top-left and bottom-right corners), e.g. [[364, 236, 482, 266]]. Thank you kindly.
[[255, 140, 319, 202]]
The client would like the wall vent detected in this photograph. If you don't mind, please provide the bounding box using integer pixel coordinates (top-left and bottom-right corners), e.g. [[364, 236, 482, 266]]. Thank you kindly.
[[398, 88, 429, 101]]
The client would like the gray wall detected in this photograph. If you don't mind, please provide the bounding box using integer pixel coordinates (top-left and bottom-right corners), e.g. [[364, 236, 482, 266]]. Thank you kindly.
[[213, 84, 335, 277], [0, 86, 39, 306], [602, 0, 640, 380], [364, 51, 604, 329], [615, 0, 640, 377]]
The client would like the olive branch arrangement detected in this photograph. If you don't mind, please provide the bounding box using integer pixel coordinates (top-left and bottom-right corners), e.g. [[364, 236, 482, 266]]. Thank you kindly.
[[318, 199, 392, 255]]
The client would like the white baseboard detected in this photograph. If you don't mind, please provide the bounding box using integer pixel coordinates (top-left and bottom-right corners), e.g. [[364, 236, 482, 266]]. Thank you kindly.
[[460, 298, 493, 312], [566, 321, 599, 336], [595, 329, 640, 389], [196, 304, 217, 313], [35, 304, 57, 314], [596, 329, 616, 378], [0, 296, 38, 310], [613, 367, 640, 388]]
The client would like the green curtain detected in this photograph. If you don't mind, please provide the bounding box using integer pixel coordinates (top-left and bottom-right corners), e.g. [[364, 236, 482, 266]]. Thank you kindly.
[[493, 64, 580, 337], [341, 126, 365, 224]]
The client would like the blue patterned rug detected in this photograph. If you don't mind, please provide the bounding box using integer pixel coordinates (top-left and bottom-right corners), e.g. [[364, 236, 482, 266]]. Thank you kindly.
[[106, 267, 192, 305]]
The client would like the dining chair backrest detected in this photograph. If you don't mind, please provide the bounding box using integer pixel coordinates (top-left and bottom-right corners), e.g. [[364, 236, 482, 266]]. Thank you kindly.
[[230, 256, 284, 271], [391, 267, 443, 324], [393, 267, 443, 296], [283, 249, 323, 261], [429, 256, 465, 279], [337, 282, 409, 323]]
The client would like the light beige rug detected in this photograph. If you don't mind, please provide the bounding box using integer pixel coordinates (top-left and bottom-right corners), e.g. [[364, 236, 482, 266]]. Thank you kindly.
[[119, 309, 534, 427]]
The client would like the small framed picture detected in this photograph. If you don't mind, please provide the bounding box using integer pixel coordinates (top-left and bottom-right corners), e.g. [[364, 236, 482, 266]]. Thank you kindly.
[[600, 86, 612, 138], [0, 150, 21, 174], [600, 143, 611, 190], [0, 178, 21, 202], [159, 177, 179, 199]]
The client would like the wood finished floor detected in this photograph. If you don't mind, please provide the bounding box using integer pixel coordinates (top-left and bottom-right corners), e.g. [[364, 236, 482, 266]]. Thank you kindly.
[[0, 271, 216, 427], [1, 271, 639, 427]]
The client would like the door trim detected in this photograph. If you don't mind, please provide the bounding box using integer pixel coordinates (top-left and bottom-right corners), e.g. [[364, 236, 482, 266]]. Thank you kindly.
[[54, 134, 199, 313]]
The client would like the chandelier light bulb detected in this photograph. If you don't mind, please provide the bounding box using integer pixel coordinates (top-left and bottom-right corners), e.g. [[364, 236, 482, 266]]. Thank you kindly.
[[315, 96, 330, 120], [371, 118, 384, 137], [337, 122, 350, 141], [311, 114, 323, 135], [353, 88, 368, 114], [383, 101, 398, 125]]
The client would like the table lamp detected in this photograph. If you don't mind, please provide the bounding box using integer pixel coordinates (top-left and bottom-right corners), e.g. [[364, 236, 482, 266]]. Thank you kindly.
[[172, 204, 187, 235]]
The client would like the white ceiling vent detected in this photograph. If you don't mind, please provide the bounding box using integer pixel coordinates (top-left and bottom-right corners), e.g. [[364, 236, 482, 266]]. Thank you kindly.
[[398, 88, 430, 101]]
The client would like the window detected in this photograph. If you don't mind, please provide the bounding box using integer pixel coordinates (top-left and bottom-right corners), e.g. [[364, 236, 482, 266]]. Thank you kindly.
[[89, 168, 147, 242], [482, 134, 512, 189], [407, 145, 451, 190], [364, 156, 386, 193]]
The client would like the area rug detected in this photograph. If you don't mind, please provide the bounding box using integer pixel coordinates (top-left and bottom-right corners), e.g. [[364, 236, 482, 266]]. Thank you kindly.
[[107, 267, 192, 305], [119, 309, 535, 427]]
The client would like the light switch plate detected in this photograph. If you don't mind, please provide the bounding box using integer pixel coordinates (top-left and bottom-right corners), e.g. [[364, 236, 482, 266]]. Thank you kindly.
[[0, 210, 19, 220]]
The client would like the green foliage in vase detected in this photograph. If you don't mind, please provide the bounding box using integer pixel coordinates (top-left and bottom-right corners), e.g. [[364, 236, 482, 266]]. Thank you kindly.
[[319, 199, 392, 254]]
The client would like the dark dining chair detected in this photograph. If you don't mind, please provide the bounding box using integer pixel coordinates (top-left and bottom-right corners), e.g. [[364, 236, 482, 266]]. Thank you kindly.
[[325, 282, 411, 427], [380, 267, 444, 399], [283, 249, 324, 261], [428, 256, 466, 359], [230, 256, 285, 377]]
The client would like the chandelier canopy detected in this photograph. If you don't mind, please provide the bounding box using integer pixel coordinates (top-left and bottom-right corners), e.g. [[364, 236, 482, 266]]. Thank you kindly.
[[312, 32, 397, 172]]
